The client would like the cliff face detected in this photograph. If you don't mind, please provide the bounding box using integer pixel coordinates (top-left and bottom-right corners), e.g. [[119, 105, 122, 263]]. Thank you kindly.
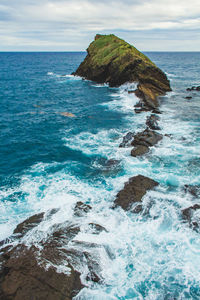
[[73, 34, 171, 109]]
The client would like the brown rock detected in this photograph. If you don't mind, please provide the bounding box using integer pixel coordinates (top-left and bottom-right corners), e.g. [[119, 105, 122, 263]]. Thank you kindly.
[[131, 145, 149, 157], [113, 175, 158, 211]]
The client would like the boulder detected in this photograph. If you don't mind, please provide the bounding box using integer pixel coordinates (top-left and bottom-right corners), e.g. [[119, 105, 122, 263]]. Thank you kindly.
[[113, 175, 158, 211], [73, 34, 171, 108]]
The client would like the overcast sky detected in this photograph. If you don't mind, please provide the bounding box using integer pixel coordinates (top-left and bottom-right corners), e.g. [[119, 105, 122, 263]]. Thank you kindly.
[[1, 0, 200, 51]]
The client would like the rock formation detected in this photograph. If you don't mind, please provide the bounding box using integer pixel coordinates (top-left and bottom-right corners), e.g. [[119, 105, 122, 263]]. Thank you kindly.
[[73, 34, 171, 109], [113, 175, 159, 212]]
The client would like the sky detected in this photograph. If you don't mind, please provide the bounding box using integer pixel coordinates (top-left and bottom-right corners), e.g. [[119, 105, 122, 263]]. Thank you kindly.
[[0, 0, 200, 51]]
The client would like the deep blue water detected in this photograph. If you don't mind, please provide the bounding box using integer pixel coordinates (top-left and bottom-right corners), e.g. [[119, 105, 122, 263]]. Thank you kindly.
[[0, 51, 200, 299]]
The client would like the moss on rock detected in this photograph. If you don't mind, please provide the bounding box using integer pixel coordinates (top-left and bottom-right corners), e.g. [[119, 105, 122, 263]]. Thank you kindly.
[[73, 34, 171, 108]]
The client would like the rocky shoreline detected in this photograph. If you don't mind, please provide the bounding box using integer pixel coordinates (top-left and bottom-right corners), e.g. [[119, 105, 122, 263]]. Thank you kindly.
[[1, 35, 199, 299]]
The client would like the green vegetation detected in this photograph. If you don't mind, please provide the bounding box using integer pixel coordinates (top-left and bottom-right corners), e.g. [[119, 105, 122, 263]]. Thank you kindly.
[[88, 34, 156, 68]]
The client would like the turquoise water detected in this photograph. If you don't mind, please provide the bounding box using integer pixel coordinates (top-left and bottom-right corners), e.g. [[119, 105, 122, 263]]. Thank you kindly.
[[0, 52, 200, 299]]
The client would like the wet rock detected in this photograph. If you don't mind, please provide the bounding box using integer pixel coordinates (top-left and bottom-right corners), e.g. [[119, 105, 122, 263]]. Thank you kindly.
[[182, 204, 200, 230], [113, 175, 159, 211], [13, 212, 44, 236], [88, 223, 108, 234], [146, 114, 161, 130], [0, 207, 111, 299], [119, 132, 134, 147], [183, 185, 200, 198], [185, 96, 192, 100], [104, 159, 120, 167], [186, 86, 200, 91], [0, 244, 84, 300], [131, 128, 163, 148], [74, 201, 92, 217], [131, 145, 149, 157]]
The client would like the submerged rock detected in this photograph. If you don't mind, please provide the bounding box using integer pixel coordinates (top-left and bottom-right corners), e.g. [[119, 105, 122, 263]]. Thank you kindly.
[[73, 34, 171, 108], [113, 175, 158, 211]]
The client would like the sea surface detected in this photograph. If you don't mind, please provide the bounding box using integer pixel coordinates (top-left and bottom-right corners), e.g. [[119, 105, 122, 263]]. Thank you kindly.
[[0, 51, 200, 299]]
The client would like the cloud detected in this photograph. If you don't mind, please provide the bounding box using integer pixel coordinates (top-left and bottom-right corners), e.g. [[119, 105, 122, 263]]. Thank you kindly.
[[0, 0, 200, 50]]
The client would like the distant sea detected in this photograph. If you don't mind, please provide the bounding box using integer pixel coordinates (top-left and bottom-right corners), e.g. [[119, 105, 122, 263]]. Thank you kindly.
[[0, 52, 200, 299]]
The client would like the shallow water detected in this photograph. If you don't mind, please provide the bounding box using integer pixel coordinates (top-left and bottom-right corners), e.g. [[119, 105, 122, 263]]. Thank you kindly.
[[0, 51, 200, 299]]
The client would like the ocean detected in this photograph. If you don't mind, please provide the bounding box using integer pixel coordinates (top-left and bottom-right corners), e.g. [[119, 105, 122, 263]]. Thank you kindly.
[[0, 51, 200, 299]]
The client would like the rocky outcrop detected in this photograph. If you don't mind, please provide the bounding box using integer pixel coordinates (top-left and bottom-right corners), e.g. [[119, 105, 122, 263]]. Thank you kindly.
[[0, 202, 110, 299], [131, 128, 163, 157], [113, 175, 158, 211], [73, 34, 171, 109]]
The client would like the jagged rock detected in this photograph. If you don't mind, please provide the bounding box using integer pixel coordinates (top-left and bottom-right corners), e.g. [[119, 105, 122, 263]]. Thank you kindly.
[[73, 34, 171, 108], [0, 207, 111, 299], [146, 114, 161, 130], [113, 175, 158, 211], [183, 185, 200, 198], [182, 204, 200, 230], [0, 244, 84, 300], [13, 212, 44, 236], [131, 128, 163, 148], [119, 132, 134, 147], [74, 201, 92, 217], [131, 145, 149, 157]]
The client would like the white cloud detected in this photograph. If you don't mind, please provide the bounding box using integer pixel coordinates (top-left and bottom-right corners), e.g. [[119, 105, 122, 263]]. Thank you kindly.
[[0, 0, 200, 50]]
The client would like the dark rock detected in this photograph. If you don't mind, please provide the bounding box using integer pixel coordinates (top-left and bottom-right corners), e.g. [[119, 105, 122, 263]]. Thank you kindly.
[[131, 128, 163, 148], [88, 223, 108, 234], [146, 114, 161, 130], [131, 145, 149, 157], [183, 185, 200, 198], [113, 175, 159, 211], [74, 201, 92, 216], [185, 96, 192, 100], [0, 206, 111, 298], [73, 34, 171, 108], [0, 245, 84, 300], [186, 86, 200, 92], [130, 128, 162, 157], [182, 204, 200, 230], [119, 132, 134, 147], [13, 212, 44, 236]]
